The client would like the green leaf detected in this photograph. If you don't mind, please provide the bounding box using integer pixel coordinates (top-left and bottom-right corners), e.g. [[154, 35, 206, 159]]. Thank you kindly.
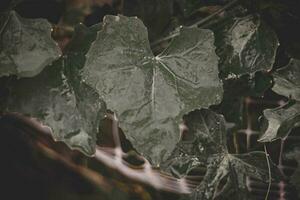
[[0, 21, 105, 156], [161, 109, 227, 176], [161, 109, 279, 199], [82, 15, 223, 165], [272, 58, 300, 101], [1, 59, 105, 155], [258, 100, 300, 142], [259, 58, 300, 141], [0, 11, 61, 77], [213, 14, 278, 78]]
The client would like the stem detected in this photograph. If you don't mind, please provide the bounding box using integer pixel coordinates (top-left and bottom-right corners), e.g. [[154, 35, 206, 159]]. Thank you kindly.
[[0, 14, 10, 36], [151, 31, 179, 48], [111, 113, 121, 148], [264, 144, 272, 200], [150, 0, 240, 48], [233, 131, 239, 153], [278, 138, 287, 177], [188, 0, 240, 28]]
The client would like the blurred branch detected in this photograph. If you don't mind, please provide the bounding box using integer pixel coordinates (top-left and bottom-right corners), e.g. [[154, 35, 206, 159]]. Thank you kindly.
[[151, 0, 240, 48]]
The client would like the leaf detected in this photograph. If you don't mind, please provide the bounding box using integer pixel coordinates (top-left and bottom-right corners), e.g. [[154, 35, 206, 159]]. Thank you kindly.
[[81, 15, 223, 165], [213, 14, 279, 78], [259, 58, 300, 142], [0, 11, 61, 77], [272, 58, 300, 101], [161, 109, 279, 199], [1, 59, 105, 155], [0, 22, 106, 156], [258, 100, 300, 142], [161, 108, 227, 176]]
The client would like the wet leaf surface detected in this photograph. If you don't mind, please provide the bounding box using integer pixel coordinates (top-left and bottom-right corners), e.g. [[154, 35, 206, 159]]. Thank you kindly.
[[1, 59, 105, 155], [1, 2, 300, 198], [0, 11, 61, 77], [161, 109, 279, 200], [213, 14, 278, 78], [82, 15, 223, 164]]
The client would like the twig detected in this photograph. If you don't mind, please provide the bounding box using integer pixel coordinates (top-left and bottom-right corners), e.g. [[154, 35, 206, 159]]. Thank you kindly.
[[150, 31, 179, 48], [233, 131, 239, 153], [150, 0, 240, 48], [264, 144, 272, 200], [0, 14, 10, 37], [188, 0, 240, 28]]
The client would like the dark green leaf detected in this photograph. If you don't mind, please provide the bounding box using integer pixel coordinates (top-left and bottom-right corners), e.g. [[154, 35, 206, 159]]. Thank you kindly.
[[1, 59, 105, 155], [82, 15, 223, 165], [161, 109, 278, 199], [0, 11, 61, 77], [161, 108, 227, 176], [214, 14, 278, 78], [259, 58, 300, 141], [272, 58, 300, 101], [258, 100, 300, 142]]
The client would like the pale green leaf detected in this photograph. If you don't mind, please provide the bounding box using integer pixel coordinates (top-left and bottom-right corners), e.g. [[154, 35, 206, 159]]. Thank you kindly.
[[82, 15, 223, 164], [273, 58, 300, 101], [259, 101, 300, 142], [0, 11, 61, 77]]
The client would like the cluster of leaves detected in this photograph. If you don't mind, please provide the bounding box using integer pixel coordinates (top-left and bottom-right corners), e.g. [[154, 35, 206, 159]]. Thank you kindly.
[[1, 0, 300, 199]]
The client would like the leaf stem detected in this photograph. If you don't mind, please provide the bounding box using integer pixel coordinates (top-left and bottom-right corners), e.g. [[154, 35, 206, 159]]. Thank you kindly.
[[264, 144, 272, 200], [150, 0, 240, 48], [188, 0, 240, 28], [0, 14, 10, 36], [233, 131, 239, 153]]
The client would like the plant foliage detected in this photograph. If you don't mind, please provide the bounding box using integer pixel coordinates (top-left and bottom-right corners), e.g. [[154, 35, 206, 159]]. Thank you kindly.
[[1, 1, 300, 199]]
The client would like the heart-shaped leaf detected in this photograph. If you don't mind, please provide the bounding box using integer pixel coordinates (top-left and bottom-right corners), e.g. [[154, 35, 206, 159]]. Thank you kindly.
[[81, 15, 223, 164]]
